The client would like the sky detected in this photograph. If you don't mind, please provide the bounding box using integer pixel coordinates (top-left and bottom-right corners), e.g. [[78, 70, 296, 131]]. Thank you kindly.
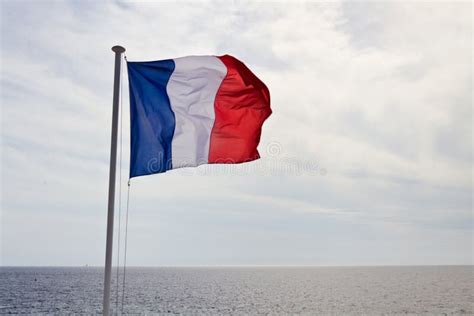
[[0, 1, 472, 266]]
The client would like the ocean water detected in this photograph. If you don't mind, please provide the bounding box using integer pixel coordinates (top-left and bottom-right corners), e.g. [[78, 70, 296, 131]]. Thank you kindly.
[[0, 266, 472, 315]]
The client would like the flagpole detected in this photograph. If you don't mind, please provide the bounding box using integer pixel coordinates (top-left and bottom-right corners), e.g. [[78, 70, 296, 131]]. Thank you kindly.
[[103, 45, 125, 316]]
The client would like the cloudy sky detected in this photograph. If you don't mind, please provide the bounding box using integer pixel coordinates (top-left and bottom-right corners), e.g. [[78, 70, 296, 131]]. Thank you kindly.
[[1, 1, 472, 266]]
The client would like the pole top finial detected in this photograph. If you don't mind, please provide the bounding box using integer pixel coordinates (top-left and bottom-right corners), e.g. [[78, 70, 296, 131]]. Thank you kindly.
[[112, 46, 126, 53]]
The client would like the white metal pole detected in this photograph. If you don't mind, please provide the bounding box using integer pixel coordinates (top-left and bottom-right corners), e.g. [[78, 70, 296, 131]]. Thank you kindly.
[[103, 45, 125, 316]]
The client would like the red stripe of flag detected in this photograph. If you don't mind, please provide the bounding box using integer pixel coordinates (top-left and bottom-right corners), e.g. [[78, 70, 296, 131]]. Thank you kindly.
[[208, 55, 271, 164]]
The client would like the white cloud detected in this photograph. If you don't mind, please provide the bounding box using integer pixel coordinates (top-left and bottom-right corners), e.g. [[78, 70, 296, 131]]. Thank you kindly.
[[0, 1, 472, 266]]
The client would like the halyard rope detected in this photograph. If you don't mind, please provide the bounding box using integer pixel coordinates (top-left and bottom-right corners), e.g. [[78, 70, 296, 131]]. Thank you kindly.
[[120, 54, 131, 315], [121, 179, 131, 314]]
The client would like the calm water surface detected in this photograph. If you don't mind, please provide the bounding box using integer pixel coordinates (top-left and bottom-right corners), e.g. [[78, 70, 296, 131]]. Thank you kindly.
[[1, 266, 472, 314]]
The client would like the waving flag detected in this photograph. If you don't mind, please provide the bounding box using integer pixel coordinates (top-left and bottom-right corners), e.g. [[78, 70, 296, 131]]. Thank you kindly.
[[127, 55, 271, 178]]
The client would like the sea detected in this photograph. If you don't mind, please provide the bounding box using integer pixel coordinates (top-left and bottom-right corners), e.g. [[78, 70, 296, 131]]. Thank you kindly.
[[0, 266, 472, 315]]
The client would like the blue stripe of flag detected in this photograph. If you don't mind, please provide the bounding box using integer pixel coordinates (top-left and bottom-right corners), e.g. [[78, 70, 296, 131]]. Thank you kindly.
[[127, 60, 176, 177]]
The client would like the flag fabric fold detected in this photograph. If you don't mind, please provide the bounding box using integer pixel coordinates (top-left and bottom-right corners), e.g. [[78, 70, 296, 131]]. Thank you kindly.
[[127, 55, 271, 178]]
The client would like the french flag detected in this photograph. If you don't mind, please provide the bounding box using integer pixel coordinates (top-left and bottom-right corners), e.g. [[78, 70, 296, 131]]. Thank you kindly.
[[127, 55, 272, 178]]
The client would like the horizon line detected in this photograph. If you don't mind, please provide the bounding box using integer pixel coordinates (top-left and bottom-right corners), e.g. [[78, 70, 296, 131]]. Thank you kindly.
[[1, 264, 473, 268]]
